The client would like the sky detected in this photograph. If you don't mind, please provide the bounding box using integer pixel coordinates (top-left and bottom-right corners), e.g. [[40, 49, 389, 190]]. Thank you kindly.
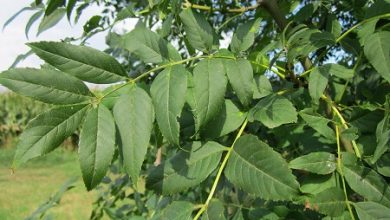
[[0, 2, 232, 92], [0, 1, 109, 91]]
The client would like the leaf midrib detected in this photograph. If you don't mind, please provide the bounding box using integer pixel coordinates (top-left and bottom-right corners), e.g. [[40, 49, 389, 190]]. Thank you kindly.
[[344, 165, 390, 203], [150, 148, 223, 188], [3, 77, 92, 100], [232, 148, 298, 192], [30, 44, 125, 78], [19, 105, 88, 161]]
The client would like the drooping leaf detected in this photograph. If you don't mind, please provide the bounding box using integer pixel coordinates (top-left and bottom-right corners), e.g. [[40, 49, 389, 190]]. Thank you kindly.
[[150, 65, 188, 145], [101, 83, 134, 109], [300, 173, 337, 194], [343, 164, 390, 207], [159, 14, 173, 37], [364, 31, 390, 83], [249, 94, 298, 129], [37, 8, 66, 36], [365, 0, 390, 18], [28, 41, 127, 84], [9, 50, 34, 69], [225, 135, 300, 201], [253, 74, 273, 99], [377, 153, 390, 177], [113, 85, 154, 184], [372, 110, 390, 163], [327, 64, 355, 80], [201, 100, 246, 139], [13, 104, 89, 167], [146, 141, 225, 195], [222, 58, 254, 107], [25, 10, 43, 38], [354, 201, 390, 220], [0, 68, 93, 104], [248, 51, 270, 75], [230, 18, 262, 53], [293, 3, 319, 22], [179, 8, 216, 51], [83, 15, 101, 33], [357, 19, 378, 46], [79, 104, 115, 190], [299, 109, 335, 141], [193, 58, 227, 131], [287, 28, 335, 60], [308, 187, 345, 217], [3, 6, 35, 31], [202, 199, 226, 220], [66, 0, 77, 20], [326, 15, 341, 38], [156, 201, 193, 220], [121, 25, 181, 64], [289, 152, 336, 175], [44, 0, 65, 17], [115, 5, 135, 22], [74, 2, 89, 24], [308, 65, 330, 101]]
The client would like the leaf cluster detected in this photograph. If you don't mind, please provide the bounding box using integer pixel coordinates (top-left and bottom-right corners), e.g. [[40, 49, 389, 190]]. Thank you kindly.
[[1, 0, 390, 219]]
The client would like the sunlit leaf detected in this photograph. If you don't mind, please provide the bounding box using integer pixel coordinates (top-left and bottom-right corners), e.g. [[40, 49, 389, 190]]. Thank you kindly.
[[225, 135, 300, 201], [28, 41, 127, 84], [79, 104, 115, 190], [113, 85, 154, 184]]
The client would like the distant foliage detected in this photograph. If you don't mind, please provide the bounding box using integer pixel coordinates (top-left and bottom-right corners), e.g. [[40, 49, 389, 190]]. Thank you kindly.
[[2, 0, 390, 219], [0, 93, 49, 145]]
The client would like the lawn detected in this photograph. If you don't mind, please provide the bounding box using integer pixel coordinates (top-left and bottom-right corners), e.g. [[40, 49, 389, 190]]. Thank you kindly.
[[0, 146, 96, 219]]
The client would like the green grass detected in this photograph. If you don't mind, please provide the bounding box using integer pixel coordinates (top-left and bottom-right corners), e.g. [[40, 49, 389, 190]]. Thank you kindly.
[[0, 146, 95, 220]]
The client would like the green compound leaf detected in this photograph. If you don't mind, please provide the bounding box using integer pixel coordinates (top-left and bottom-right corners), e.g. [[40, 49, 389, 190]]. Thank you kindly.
[[230, 18, 262, 53], [155, 201, 193, 220], [253, 74, 273, 99], [115, 5, 135, 22], [113, 85, 154, 184], [202, 199, 226, 220], [343, 164, 390, 207], [308, 187, 346, 217], [13, 104, 89, 168], [201, 99, 246, 140], [326, 63, 354, 80], [151, 65, 188, 145], [300, 173, 337, 195], [0, 68, 93, 105], [225, 134, 300, 201], [101, 84, 134, 109], [146, 141, 225, 195], [28, 41, 127, 84], [38, 8, 66, 36], [377, 153, 390, 177], [299, 109, 335, 141], [79, 104, 115, 191], [121, 24, 181, 64], [193, 58, 227, 131], [249, 94, 298, 129], [179, 8, 216, 52], [308, 65, 330, 102], [289, 152, 336, 175], [222, 58, 254, 107], [364, 31, 390, 84], [354, 201, 390, 220], [372, 105, 390, 163]]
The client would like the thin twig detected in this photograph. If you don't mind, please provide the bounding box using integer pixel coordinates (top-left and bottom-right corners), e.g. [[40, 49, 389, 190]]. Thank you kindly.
[[193, 119, 248, 220]]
